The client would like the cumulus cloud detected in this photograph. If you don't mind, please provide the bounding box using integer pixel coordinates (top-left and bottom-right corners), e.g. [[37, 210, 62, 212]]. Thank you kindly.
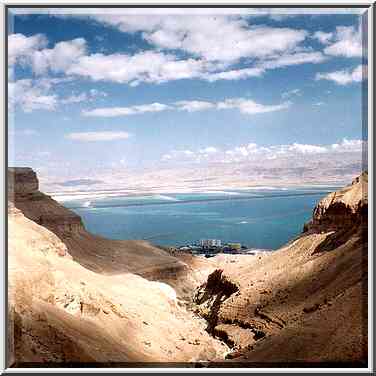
[[82, 102, 170, 117], [312, 31, 333, 44], [287, 143, 327, 154], [204, 67, 265, 81], [261, 51, 327, 70], [67, 50, 216, 85], [316, 65, 364, 85], [161, 138, 366, 165], [8, 33, 47, 65], [323, 25, 362, 58], [331, 138, 364, 152], [32, 38, 87, 75], [68, 49, 324, 85], [9, 78, 104, 112], [8, 31, 329, 86], [217, 98, 291, 115], [8, 79, 58, 112], [66, 131, 131, 142], [90, 14, 308, 63], [203, 51, 326, 82], [82, 98, 290, 117], [174, 100, 215, 112], [8, 35, 87, 75]]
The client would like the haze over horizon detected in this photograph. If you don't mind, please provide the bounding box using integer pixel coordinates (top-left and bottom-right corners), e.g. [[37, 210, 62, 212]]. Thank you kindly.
[[8, 8, 368, 192]]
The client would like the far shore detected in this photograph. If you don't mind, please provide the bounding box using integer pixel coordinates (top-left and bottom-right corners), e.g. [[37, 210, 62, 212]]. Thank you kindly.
[[47, 183, 342, 203]]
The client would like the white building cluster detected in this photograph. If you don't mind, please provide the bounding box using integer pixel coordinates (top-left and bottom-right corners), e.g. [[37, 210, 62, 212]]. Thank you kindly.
[[199, 239, 222, 248]]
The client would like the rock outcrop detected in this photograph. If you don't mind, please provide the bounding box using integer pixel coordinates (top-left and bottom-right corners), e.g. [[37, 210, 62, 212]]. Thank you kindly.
[[194, 173, 368, 366], [9, 167, 84, 236], [8, 167, 38, 198], [304, 171, 367, 233], [8, 168, 191, 283]]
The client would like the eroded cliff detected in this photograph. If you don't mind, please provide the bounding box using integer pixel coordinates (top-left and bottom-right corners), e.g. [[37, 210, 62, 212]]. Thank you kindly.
[[194, 173, 368, 365], [8, 167, 195, 285]]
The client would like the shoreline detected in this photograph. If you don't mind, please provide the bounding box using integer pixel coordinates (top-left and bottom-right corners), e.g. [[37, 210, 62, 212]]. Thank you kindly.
[[47, 184, 340, 203]]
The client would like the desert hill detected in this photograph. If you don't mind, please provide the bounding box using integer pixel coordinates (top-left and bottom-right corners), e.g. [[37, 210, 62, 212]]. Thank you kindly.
[[8, 172, 227, 366], [8, 168, 201, 284], [194, 172, 368, 365], [7, 168, 368, 367]]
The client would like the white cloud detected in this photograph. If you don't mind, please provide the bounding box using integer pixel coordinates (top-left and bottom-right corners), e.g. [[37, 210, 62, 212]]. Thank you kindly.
[[287, 143, 327, 154], [323, 25, 362, 58], [9, 78, 102, 112], [203, 51, 326, 82], [90, 14, 308, 63], [30, 38, 87, 75], [174, 100, 215, 112], [8, 33, 47, 65], [67, 50, 216, 85], [161, 138, 365, 165], [204, 67, 265, 81], [316, 65, 364, 85], [260, 51, 327, 70], [8, 34, 87, 75], [82, 102, 170, 117], [65, 131, 131, 142], [313, 101, 325, 106], [73, 49, 320, 85], [331, 138, 365, 152], [312, 31, 333, 44], [8, 32, 328, 86], [83, 98, 290, 117], [217, 98, 291, 115], [8, 79, 58, 112], [161, 139, 367, 164]]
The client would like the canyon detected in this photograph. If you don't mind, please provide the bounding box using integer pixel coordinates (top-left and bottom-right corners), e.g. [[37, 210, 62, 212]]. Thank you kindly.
[[7, 167, 368, 367]]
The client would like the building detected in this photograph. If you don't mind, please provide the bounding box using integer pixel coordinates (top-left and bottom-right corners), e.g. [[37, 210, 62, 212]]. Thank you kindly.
[[199, 239, 222, 248]]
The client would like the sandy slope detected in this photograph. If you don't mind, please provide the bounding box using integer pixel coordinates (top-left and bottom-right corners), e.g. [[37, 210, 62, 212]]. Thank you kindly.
[[194, 173, 368, 365], [8, 206, 228, 366]]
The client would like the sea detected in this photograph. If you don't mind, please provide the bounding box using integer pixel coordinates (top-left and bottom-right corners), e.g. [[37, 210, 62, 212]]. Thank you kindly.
[[59, 186, 339, 250]]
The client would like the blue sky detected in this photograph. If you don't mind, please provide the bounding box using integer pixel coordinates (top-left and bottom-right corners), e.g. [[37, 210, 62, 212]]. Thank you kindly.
[[7, 8, 367, 183]]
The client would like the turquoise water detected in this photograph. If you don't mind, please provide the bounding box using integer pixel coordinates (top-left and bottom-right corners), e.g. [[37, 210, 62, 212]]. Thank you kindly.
[[61, 187, 337, 250]]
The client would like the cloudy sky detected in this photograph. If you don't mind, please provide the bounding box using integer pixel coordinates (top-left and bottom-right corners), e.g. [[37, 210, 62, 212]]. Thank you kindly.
[[8, 7, 368, 185]]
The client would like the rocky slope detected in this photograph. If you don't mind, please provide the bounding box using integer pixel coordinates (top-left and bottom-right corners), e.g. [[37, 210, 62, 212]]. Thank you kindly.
[[8, 168, 206, 293], [194, 172, 368, 366], [8, 192, 226, 366], [8, 168, 368, 367]]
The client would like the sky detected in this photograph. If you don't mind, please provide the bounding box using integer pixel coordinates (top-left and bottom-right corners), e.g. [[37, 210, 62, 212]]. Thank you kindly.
[[7, 7, 368, 189]]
